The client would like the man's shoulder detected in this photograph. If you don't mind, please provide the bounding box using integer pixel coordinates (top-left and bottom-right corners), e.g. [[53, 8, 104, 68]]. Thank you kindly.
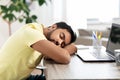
[[22, 22, 44, 30]]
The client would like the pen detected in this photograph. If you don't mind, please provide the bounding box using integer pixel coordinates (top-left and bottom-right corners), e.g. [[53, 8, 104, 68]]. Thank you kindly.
[[92, 31, 97, 40], [98, 32, 102, 40]]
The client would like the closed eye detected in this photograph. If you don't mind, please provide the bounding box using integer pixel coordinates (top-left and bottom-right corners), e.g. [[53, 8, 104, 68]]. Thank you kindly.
[[61, 42, 65, 48], [60, 32, 65, 40], [59, 32, 66, 48]]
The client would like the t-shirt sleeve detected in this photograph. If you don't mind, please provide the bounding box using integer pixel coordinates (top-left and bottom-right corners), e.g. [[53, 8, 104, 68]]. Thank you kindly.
[[23, 23, 47, 47]]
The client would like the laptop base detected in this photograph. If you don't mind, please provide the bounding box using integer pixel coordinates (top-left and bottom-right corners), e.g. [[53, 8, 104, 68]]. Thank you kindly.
[[76, 46, 115, 62]]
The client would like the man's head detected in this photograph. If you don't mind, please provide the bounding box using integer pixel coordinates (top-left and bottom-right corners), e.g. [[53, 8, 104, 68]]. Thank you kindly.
[[45, 22, 76, 48]]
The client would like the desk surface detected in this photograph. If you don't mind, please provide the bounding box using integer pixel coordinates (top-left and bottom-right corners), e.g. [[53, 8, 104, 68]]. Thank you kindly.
[[44, 55, 120, 80]]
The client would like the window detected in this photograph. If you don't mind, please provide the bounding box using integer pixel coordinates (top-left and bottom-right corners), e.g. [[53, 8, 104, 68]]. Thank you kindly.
[[66, 0, 119, 29]]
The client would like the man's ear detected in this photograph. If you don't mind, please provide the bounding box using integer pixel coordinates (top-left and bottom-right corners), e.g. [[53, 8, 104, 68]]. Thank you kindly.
[[48, 24, 57, 31]]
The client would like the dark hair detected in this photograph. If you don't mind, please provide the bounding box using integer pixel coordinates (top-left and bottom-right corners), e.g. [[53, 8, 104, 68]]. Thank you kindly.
[[55, 22, 77, 44]]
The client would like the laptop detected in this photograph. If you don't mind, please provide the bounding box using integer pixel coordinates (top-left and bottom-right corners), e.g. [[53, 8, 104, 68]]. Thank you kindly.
[[76, 23, 120, 62]]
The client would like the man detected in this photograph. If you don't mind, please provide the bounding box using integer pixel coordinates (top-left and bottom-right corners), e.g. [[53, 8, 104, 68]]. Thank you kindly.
[[0, 22, 77, 80]]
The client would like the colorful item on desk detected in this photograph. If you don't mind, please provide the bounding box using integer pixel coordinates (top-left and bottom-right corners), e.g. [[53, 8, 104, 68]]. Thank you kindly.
[[98, 32, 102, 40], [92, 31, 102, 40], [97, 32, 102, 40], [92, 31, 97, 40]]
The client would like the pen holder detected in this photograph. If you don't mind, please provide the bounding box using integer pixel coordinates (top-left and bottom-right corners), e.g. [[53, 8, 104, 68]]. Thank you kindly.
[[92, 39, 102, 57], [93, 39, 102, 48]]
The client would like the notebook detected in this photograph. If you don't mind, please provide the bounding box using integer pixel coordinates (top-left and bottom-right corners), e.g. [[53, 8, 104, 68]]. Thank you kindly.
[[76, 23, 120, 62]]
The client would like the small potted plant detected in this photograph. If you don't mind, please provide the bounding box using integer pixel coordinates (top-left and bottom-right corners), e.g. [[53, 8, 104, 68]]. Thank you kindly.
[[0, 0, 50, 36]]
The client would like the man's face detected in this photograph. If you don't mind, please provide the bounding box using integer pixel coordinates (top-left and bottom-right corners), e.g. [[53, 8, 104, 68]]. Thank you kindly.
[[47, 25, 71, 48]]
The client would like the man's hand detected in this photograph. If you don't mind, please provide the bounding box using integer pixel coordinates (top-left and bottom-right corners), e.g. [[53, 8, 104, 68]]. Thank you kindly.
[[64, 43, 77, 55]]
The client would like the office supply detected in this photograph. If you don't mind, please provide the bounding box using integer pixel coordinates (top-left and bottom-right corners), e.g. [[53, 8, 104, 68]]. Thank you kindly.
[[98, 32, 102, 40], [92, 31, 97, 40], [76, 23, 120, 62]]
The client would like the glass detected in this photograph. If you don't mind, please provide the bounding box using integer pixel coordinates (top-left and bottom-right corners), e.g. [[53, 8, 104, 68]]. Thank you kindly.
[[93, 39, 102, 49], [92, 39, 102, 57], [114, 49, 120, 66], [92, 31, 102, 57]]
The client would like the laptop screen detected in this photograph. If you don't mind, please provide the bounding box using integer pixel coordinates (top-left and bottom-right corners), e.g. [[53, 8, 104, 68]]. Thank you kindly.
[[106, 23, 120, 57]]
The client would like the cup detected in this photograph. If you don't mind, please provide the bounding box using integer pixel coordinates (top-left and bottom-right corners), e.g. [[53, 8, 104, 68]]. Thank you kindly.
[[92, 39, 102, 49], [92, 39, 102, 57], [114, 49, 120, 66], [92, 31, 102, 57]]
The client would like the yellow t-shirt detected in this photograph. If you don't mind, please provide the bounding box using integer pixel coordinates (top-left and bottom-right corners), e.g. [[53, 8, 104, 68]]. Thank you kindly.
[[0, 23, 47, 80]]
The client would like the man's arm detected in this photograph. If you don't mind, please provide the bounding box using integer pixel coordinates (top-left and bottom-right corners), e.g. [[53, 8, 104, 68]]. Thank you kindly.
[[31, 40, 71, 64], [64, 43, 77, 55]]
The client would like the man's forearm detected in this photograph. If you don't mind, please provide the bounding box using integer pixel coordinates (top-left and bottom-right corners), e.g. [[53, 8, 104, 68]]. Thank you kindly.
[[64, 43, 77, 55]]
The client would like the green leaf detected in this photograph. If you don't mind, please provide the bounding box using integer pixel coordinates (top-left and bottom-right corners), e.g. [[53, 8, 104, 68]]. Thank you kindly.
[[0, 5, 8, 13], [20, 2, 30, 15], [26, 17, 32, 23], [19, 18, 23, 22], [25, 14, 37, 23], [38, 0, 46, 6], [31, 15, 37, 20], [23, 0, 26, 4], [11, 0, 17, 3], [3, 13, 16, 22], [9, 4, 17, 12]]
